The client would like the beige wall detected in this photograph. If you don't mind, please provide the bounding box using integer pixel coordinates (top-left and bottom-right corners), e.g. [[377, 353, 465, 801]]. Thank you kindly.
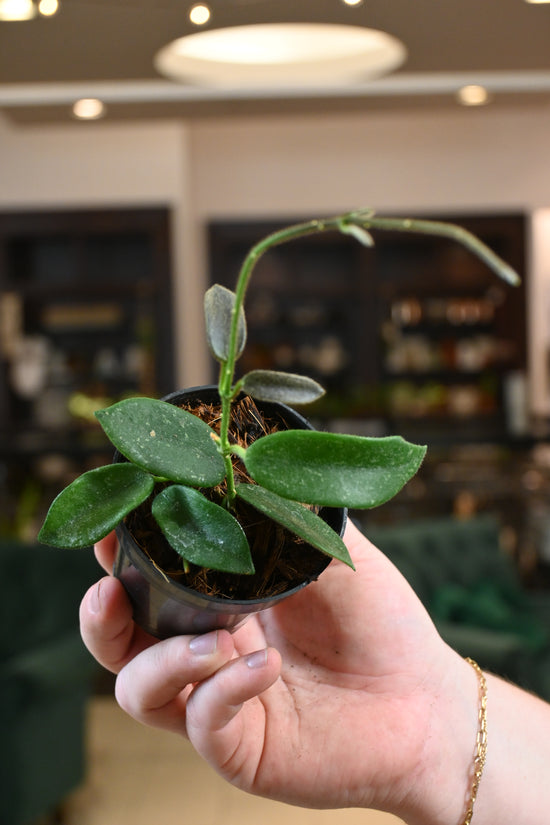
[[0, 115, 185, 208], [2, 104, 550, 410], [189, 107, 546, 217]]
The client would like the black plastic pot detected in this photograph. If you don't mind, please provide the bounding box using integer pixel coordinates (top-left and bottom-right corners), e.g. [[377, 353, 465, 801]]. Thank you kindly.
[[113, 386, 347, 638]]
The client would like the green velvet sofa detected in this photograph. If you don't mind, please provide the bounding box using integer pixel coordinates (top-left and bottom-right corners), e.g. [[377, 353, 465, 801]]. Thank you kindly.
[[0, 540, 100, 825], [364, 515, 550, 701]]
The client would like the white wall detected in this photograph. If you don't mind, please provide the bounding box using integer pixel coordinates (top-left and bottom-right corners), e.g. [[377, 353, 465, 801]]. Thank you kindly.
[[0, 114, 186, 208], [530, 210, 550, 415], [189, 106, 550, 217], [2, 104, 550, 410]]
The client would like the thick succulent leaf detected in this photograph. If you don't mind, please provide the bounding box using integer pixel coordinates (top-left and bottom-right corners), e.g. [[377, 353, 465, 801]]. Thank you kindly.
[[241, 369, 325, 405], [95, 397, 225, 486], [243, 431, 426, 509], [204, 284, 247, 362], [236, 483, 354, 569], [38, 463, 154, 548], [152, 485, 254, 574]]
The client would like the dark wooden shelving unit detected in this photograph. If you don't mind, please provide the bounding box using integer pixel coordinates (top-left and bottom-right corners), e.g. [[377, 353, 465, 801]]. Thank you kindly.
[[0, 207, 174, 537], [208, 213, 527, 442], [208, 214, 538, 568]]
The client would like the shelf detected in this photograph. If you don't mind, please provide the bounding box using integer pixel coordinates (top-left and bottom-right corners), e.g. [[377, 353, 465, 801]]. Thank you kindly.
[[0, 207, 175, 536], [0, 428, 110, 458], [209, 212, 526, 434], [383, 369, 502, 381]]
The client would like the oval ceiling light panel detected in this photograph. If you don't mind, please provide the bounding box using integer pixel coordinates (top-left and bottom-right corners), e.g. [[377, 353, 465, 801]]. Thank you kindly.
[[0, 0, 36, 21], [154, 23, 406, 87]]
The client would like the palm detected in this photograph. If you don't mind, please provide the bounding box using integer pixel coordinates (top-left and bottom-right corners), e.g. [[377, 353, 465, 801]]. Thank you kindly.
[[187, 522, 452, 811]]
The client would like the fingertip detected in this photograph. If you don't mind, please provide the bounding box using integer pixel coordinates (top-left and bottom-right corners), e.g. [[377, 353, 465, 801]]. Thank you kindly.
[[244, 646, 282, 691], [87, 577, 103, 615], [186, 645, 281, 739], [188, 629, 234, 660], [264, 645, 283, 684], [230, 645, 282, 693], [94, 531, 118, 573], [81, 574, 130, 622], [245, 648, 269, 669]]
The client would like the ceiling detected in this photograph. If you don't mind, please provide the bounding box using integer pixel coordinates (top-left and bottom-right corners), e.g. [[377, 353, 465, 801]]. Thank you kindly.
[[2, 0, 550, 124]]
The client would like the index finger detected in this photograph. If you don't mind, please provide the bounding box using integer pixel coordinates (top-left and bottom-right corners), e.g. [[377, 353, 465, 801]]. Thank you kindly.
[[94, 531, 118, 573]]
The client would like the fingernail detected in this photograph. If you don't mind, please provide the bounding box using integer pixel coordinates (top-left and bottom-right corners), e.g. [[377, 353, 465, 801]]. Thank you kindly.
[[246, 649, 268, 669], [90, 580, 102, 615], [189, 630, 218, 656]]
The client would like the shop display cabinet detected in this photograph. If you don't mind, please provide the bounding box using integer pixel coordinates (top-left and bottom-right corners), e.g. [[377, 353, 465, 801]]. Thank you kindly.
[[0, 207, 174, 538], [208, 213, 526, 444], [208, 214, 541, 573]]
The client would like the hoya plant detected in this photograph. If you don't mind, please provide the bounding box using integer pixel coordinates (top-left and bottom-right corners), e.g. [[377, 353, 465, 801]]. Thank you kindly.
[[39, 209, 519, 576]]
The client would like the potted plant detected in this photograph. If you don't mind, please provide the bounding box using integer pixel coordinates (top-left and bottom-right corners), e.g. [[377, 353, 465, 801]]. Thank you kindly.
[[38, 209, 519, 637]]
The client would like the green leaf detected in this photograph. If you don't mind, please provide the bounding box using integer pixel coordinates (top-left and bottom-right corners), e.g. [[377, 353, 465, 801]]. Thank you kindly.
[[152, 485, 254, 575], [204, 284, 247, 362], [243, 431, 426, 509], [236, 483, 354, 569], [38, 463, 155, 548], [95, 398, 225, 486], [338, 220, 375, 247], [241, 369, 325, 405]]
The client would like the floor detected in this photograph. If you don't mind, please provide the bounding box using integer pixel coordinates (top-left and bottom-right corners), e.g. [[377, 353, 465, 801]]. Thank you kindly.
[[64, 696, 405, 825]]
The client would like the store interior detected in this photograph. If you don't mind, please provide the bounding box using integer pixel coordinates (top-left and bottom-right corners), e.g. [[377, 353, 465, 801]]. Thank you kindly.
[[2, 2, 550, 824]]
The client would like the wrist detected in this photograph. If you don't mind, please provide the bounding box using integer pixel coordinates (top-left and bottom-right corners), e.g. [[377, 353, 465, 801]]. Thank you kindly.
[[468, 672, 550, 825], [396, 648, 482, 825]]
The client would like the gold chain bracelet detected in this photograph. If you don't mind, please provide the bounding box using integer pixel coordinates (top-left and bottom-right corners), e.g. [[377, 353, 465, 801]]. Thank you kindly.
[[462, 658, 488, 825]]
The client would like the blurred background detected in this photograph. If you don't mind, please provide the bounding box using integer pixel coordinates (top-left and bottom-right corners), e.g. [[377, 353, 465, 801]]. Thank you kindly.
[[2, 2, 550, 824]]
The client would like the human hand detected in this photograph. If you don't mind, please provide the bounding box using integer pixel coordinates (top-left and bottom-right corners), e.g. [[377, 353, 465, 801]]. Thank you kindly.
[[81, 522, 478, 825]]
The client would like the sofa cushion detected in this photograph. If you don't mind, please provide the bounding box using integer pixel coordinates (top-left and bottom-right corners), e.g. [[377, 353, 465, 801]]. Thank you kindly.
[[430, 579, 548, 652], [366, 515, 519, 605], [0, 540, 99, 659]]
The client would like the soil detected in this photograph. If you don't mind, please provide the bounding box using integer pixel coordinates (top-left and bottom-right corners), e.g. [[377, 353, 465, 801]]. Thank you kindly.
[[124, 394, 330, 600]]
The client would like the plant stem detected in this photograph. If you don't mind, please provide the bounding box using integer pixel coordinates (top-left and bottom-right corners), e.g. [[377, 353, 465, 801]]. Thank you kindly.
[[358, 214, 521, 287], [217, 378, 237, 503], [217, 216, 343, 504], [216, 208, 521, 503]]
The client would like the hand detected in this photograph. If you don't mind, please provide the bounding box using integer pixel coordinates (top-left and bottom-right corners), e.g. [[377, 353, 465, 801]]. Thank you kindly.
[[81, 522, 478, 824]]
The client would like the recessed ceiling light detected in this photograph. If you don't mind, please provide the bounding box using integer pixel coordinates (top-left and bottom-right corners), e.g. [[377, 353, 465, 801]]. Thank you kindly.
[[0, 0, 36, 21], [72, 98, 106, 120], [457, 84, 491, 106], [341, 0, 364, 6], [155, 23, 406, 88], [525, 1, 550, 4], [38, 0, 58, 16], [189, 3, 210, 25]]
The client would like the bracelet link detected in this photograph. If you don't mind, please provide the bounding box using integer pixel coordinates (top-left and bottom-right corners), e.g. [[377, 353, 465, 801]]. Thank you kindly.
[[462, 657, 488, 825]]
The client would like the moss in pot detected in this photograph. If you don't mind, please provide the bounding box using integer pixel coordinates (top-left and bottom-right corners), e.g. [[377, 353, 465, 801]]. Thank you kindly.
[[38, 209, 520, 637]]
